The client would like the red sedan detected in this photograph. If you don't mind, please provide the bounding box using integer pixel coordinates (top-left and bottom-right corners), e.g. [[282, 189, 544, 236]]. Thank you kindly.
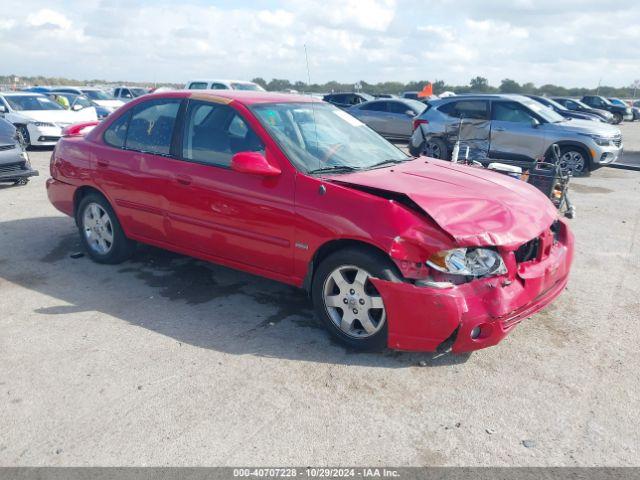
[[47, 90, 574, 353]]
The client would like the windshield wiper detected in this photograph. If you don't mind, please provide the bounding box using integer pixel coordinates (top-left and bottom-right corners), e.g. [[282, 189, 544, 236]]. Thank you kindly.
[[367, 158, 409, 169], [308, 165, 360, 174]]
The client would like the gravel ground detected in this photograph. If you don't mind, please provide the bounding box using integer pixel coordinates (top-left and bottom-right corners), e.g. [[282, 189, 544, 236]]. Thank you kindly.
[[1, 148, 639, 467]]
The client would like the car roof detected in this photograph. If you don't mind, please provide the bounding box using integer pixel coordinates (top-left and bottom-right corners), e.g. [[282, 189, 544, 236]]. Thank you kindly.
[[143, 90, 320, 105], [186, 79, 256, 84]]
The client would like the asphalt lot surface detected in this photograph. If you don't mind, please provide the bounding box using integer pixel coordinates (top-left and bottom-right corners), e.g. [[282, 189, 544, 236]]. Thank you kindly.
[[1, 141, 639, 466], [617, 122, 640, 168]]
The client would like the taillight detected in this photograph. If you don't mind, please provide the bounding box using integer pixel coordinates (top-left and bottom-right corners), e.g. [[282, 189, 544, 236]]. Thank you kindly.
[[412, 118, 428, 131], [62, 121, 100, 137]]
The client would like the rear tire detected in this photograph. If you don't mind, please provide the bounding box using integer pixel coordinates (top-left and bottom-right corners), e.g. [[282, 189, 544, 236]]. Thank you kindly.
[[311, 247, 401, 351], [76, 192, 136, 264], [612, 112, 623, 124], [422, 137, 449, 160]]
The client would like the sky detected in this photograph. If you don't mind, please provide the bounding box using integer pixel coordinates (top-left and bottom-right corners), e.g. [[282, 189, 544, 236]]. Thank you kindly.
[[1, 0, 639, 88]]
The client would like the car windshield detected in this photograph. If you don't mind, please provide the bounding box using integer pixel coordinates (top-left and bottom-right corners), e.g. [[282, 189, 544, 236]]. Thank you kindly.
[[609, 98, 625, 106], [251, 102, 408, 173], [360, 93, 375, 101], [130, 88, 148, 97], [521, 98, 565, 123], [82, 89, 114, 100], [539, 97, 567, 111], [573, 99, 592, 109], [231, 82, 265, 91], [4, 95, 64, 111]]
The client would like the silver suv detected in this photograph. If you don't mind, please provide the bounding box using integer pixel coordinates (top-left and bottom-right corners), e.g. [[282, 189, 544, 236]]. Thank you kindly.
[[409, 94, 623, 175]]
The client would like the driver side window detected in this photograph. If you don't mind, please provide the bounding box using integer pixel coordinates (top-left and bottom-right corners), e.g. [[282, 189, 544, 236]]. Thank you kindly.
[[181, 101, 264, 167], [492, 102, 535, 123]]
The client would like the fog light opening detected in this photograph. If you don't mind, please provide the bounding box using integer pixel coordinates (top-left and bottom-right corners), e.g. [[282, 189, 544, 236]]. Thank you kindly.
[[470, 326, 481, 339]]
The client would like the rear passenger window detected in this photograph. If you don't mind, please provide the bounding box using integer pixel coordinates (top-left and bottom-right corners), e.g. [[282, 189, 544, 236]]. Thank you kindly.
[[188, 82, 208, 90], [182, 101, 264, 167], [125, 99, 181, 155], [211, 83, 228, 90], [439, 100, 488, 119], [103, 111, 131, 148], [360, 102, 387, 112]]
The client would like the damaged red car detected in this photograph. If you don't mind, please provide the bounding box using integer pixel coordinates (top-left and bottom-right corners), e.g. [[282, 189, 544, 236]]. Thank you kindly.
[[47, 90, 574, 353]]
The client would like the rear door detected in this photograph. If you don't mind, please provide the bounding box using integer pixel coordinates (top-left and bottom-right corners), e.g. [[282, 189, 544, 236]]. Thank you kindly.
[[354, 101, 389, 134], [92, 98, 182, 241], [164, 99, 295, 275], [489, 100, 546, 162]]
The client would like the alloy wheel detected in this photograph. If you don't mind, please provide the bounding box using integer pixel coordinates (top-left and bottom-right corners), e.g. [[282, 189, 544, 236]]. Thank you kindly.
[[559, 150, 586, 175], [322, 265, 386, 338], [424, 141, 442, 158], [82, 202, 114, 254]]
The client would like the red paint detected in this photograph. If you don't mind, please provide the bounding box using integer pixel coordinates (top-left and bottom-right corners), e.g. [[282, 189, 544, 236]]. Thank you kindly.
[[47, 90, 574, 352]]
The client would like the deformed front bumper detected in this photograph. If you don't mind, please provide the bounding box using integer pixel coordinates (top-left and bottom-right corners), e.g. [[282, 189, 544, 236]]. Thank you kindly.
[[372, 220, 574, 353]]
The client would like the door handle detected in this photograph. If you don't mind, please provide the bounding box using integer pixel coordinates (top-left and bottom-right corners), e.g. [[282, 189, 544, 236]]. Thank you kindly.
[[97, 158, 109, 167], [494, 127, 505, 132], [175, 174, 192, 185]]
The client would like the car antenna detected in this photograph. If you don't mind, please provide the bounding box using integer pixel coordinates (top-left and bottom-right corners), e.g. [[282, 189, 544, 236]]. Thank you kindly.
[[304, 44, 321, 175]]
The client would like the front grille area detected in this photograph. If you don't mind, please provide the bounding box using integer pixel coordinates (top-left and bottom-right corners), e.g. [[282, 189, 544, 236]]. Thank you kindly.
[[0, 144, 16, 151], [0, 162, 26, 174], [515, 237, 540, 263]]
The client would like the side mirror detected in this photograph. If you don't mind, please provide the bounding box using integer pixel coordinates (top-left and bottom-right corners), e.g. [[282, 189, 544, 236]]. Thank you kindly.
[[72, 104, 83, 111], [231, 151, 281, 176], [405, 110, 416, 117], [531, 118, 540, 128]]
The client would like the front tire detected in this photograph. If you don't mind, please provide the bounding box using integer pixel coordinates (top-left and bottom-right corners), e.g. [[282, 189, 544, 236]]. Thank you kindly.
[[558, 146, 590, 177], [612, 112, 623, 124], [311, 248, 401, 351], [77, 193, 136, 264]]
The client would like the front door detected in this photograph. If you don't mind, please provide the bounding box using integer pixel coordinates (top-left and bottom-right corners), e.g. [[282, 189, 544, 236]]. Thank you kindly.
[[490, 101, 546, 162], [165, 100, 295, 275]]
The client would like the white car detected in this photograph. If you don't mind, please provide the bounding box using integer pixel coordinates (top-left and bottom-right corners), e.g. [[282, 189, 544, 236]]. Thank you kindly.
[[53, 87, 124, 111], [184, 79, 265, 91], [112, 86, 149, 103], [0, 92, 98, 146]]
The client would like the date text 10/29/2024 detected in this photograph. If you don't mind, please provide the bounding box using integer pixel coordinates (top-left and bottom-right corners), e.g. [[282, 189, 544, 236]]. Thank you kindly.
[[233, 468, 400, 478]]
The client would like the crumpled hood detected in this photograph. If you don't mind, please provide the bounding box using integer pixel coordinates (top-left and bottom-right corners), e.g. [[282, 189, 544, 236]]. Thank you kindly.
[[330, 158, 558, 247]]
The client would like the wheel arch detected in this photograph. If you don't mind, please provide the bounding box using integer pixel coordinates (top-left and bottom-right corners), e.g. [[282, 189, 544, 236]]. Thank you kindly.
[[545, 141, 592, 162], [302, 238, 395, 293], [73, 185, 112, 225]]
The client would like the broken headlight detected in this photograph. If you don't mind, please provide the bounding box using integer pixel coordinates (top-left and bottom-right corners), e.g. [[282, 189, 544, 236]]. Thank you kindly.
[[427, 248, 507, 277]]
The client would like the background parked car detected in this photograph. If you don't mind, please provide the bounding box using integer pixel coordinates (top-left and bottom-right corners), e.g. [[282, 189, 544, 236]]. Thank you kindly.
[[551, 97, 615, 123], [184, 79, 265, 91], [408, 94, 622, 176], [0, 92, 98, 146], [402, 91, 419, 100], [581, 95, 632, 124], [0, 118, 37, 185], [609, 97, 640, 121], [48, 91, 109, 119], [323, 92, 373, 109], [52, 87, 123, 111], [347, 98, 426, 141], [525, 95, 604, 122], [112, 86, 149, 102]]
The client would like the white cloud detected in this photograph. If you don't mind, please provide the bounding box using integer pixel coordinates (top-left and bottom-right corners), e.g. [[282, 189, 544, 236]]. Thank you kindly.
[[0, 0, 639, 88], [26, 9, 72, 30]]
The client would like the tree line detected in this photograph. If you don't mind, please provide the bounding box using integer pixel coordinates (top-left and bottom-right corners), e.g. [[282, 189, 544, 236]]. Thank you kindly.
[[2, 74, 639, 98], [252, 76, 640, 98]]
